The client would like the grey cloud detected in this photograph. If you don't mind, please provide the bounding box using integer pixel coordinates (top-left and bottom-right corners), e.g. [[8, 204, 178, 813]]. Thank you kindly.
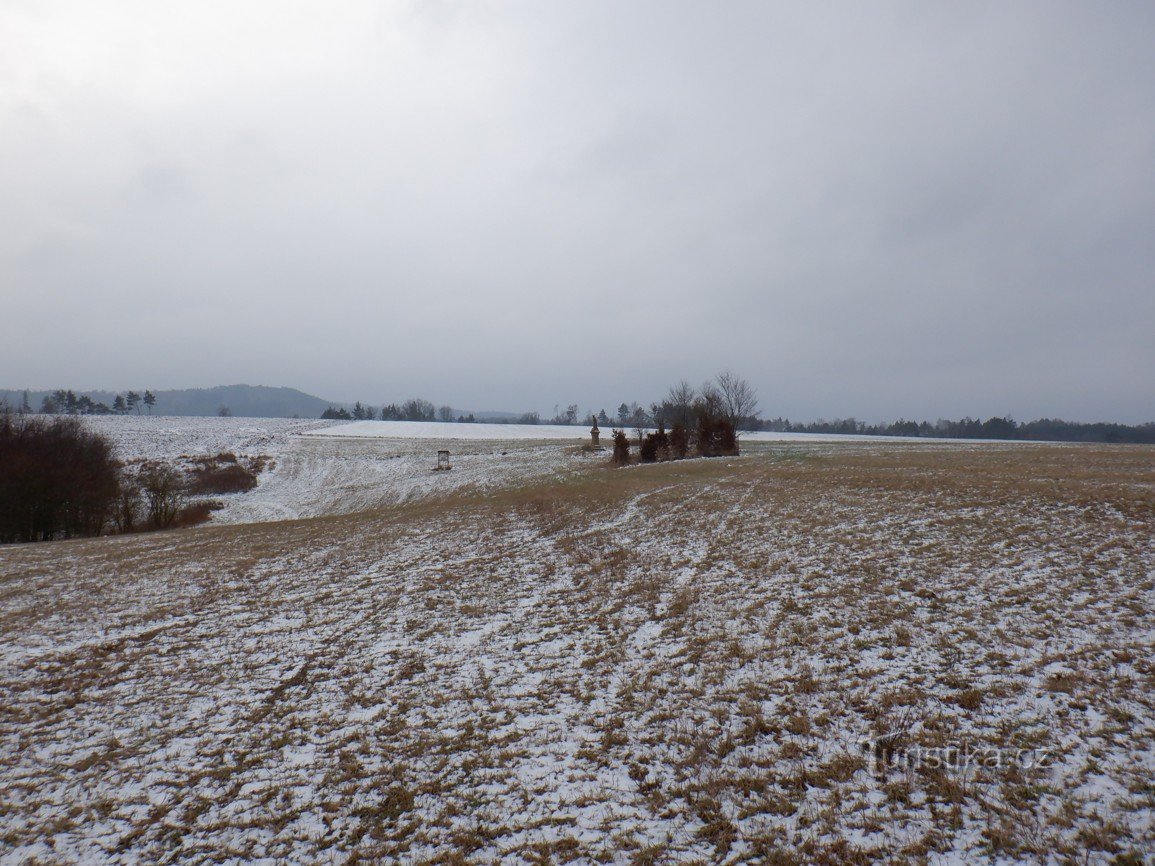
[[1, 1, 1152, 422]]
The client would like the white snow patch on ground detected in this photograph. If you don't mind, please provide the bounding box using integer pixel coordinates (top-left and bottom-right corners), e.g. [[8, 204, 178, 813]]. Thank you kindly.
[[304, 419, 943, 443], [80, 415, 331, 462]]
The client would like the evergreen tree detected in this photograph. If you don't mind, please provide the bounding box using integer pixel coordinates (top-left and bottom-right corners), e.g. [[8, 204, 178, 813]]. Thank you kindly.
[[126, 391, 140, 414], [143, 391, 156, 414]]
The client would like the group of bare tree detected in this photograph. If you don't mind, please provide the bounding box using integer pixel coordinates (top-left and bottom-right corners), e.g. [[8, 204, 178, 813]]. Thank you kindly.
[[651, 372, 759, 431], [0, 413, 219, 544], [0, 414, 120, 542], [543, 372, 760, 433], [608, 372, 758, 466]]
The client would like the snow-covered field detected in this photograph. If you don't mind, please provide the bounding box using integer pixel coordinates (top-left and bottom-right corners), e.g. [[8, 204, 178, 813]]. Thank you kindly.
[[76, 416, 597, 524], [79, 416, 924, 527], [79, 415, 333, 463], [1, 420, 1153, 862], [305, 418, 932, 444]]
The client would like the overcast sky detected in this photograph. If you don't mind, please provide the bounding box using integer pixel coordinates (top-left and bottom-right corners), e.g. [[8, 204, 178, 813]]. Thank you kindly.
[[2, 1, 1153, 422]]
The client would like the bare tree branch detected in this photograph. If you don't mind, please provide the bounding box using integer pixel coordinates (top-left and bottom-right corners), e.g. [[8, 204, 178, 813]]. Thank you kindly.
[[714, 370, 759, 430]]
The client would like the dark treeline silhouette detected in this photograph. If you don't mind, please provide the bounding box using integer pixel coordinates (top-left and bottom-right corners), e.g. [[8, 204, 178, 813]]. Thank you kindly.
[[0, 411, 260, 544], [3, 385, 336, 418], [757, 416, 1155, 444], [0, 414, 121, 543], [32, 388, 157, 416], [320, 398, 479, 423]]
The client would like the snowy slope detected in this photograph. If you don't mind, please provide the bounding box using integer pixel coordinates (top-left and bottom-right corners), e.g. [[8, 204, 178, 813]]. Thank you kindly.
[[77, 415, 591, 525]]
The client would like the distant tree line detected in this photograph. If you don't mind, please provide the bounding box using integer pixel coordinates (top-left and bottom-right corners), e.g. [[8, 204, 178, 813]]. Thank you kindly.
[[310, 380, 1152, 444], [756, 416, 1155, 444], [315, 373, 761, 433], [320, 399, 477, 423], [31, 389, 157, 416]]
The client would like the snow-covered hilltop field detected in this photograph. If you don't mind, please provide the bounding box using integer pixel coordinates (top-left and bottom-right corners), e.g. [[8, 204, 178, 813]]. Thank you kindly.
[[2, 416, 1152, 862], [79, 414, 334, 462], [76, 415, 933, 527], [78, 415, 601, 525]]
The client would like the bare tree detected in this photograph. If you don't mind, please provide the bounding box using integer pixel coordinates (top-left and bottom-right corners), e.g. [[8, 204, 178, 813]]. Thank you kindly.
[[664, 380, 697, 429], [630, 402, 649, 443], [0, 415, 120, 542], [140, 464, 185, 529], [437, 405, 455, 422], [697, 381, 724, 420], [714, 371, 759, 430], [401, 398, 436, 421]]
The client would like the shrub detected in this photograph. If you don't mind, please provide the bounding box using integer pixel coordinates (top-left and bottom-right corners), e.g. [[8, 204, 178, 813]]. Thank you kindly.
[[112, 478, 142, 534], [695, 414, 739, 458], [669, 424, 689, 459], [653, 426, 670, 461], [0, 414, 120, 543], [640, 426, 670, 463], [140, 464, 186, 530], [695, 413, 718, 457], [717, 418, 738, 456], [177, 500, 224, 527], [611, 429, 631, 466], [188, 455, 259, 495], [640, 435, 658, 463]]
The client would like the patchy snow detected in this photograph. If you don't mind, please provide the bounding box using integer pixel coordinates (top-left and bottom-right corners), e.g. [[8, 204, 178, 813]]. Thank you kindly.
[[5, 424, 1151, 861]]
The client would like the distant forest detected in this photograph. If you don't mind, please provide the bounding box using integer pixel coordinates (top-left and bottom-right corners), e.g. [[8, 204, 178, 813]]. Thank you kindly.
[[756, 416, 1155, 445]]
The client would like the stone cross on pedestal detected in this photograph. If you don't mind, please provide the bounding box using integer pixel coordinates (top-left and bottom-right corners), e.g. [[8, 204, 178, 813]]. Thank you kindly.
[[590, 416, 602, 449]]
